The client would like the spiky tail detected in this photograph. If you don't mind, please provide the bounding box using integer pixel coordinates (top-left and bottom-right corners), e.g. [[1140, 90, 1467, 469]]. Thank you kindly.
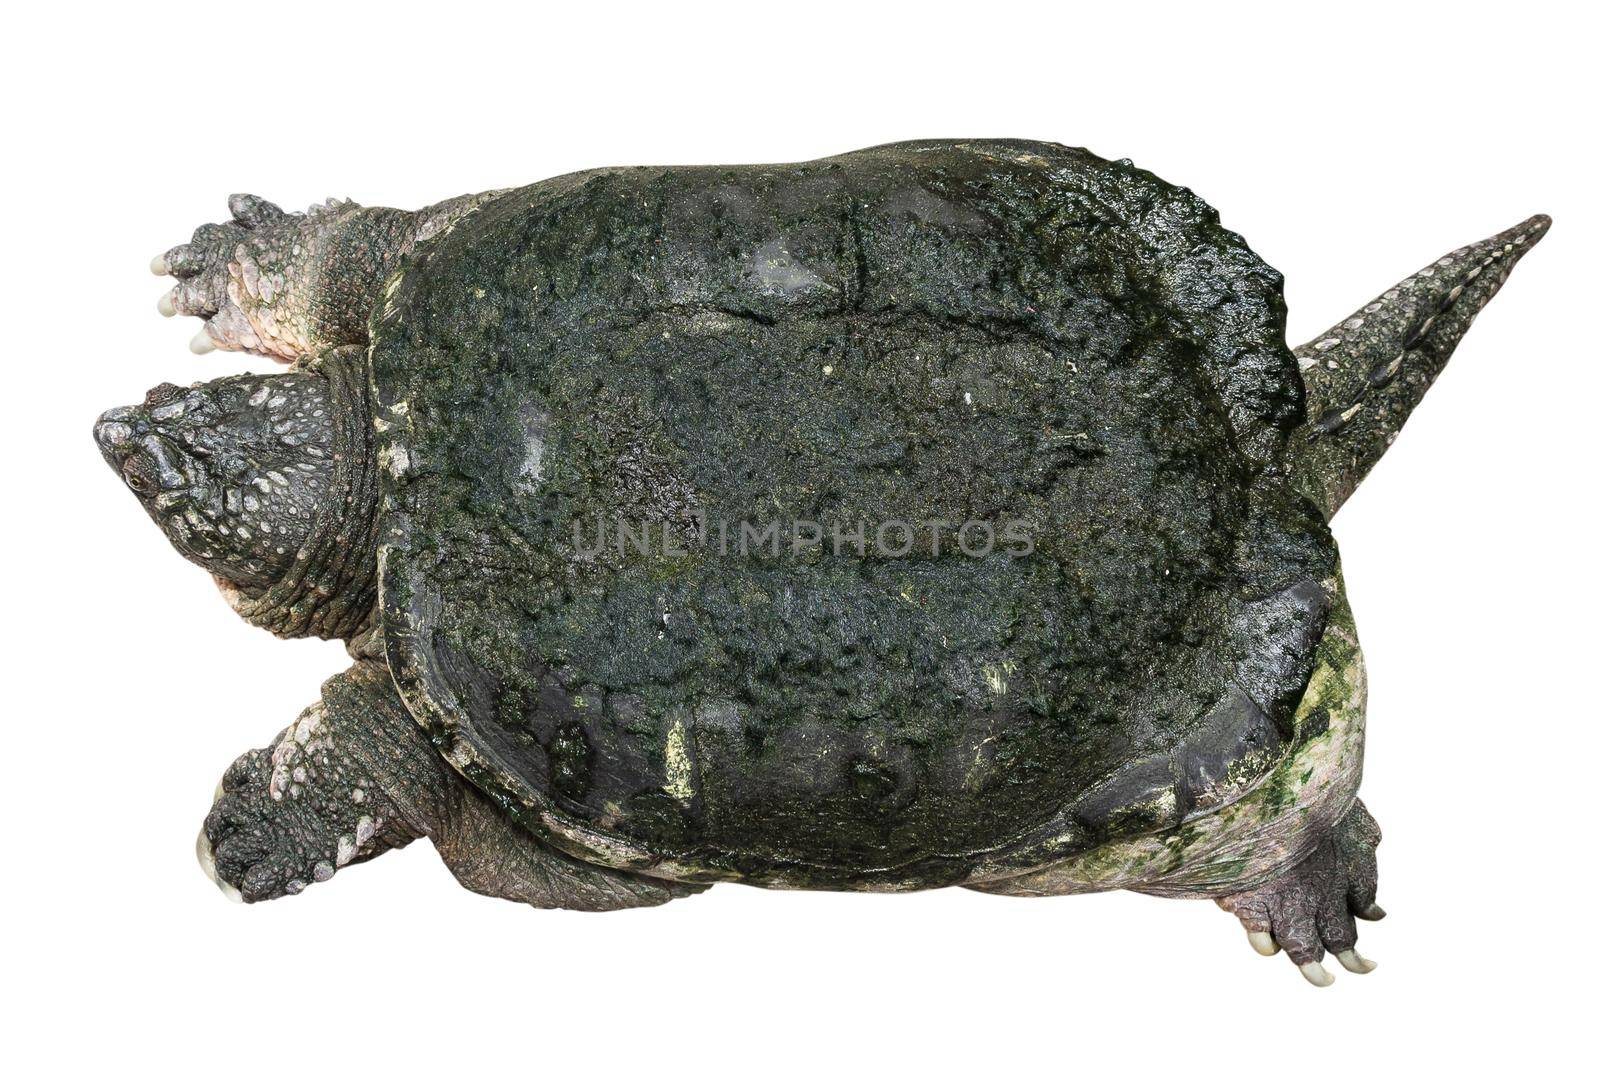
[[1286, 214, 1549, 517]]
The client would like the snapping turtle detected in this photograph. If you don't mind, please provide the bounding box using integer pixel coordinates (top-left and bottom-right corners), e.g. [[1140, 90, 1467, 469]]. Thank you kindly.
[[97, 140, 1546, 984]]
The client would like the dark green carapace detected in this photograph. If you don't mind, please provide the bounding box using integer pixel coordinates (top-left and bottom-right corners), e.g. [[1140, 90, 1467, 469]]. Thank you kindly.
[[372, 142, 1334, 885], [105, 138, 1547, 981]]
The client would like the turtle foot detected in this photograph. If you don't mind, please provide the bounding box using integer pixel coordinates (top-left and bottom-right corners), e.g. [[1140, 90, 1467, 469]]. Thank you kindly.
[[152, 193, 371, 363], [1216, 799, 1383, 986], [198, 706, 414, 903]]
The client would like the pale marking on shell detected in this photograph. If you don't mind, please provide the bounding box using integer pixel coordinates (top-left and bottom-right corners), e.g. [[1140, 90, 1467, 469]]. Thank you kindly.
[[664, 719, 695, 803], [380, 443, 412, 477]]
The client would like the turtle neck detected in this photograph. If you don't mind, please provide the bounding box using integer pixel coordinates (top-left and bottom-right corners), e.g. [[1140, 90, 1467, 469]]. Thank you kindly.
[[219, 346, 379, 641]]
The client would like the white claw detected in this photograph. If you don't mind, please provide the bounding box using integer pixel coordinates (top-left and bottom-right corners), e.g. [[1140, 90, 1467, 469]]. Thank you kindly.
[[1298, 960, 1336, 987], [1247, 930, 1281, 957], [189, 330, 216, 354], [157, 290, 177, 317], [150, 254, 169, 276], [1336, 949, 1377, 974], [195, 829, 244, 903]]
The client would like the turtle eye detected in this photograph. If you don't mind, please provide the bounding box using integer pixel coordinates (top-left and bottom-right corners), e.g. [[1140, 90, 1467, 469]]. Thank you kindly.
[[122, 454, 159, 496], [145, 382, 184, 406]]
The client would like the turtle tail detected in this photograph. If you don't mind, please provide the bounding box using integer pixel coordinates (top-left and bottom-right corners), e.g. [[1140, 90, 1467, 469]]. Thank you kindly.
[[1285, 214, 1550, 517]]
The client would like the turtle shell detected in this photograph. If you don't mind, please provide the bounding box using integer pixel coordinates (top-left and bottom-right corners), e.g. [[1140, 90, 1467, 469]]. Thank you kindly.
[[371, 140, 1336, 888]]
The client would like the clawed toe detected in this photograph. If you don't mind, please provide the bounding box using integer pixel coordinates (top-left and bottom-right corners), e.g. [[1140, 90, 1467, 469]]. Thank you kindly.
[[159, 240, 203, 279], [1246, 929, 1281, 956], [1225, 892, 1384, 986], [194, 827, 243, 903], [227, 193, 286, 228], [1298, 960, 1335, 987], [1337, 948, 1377, 973]]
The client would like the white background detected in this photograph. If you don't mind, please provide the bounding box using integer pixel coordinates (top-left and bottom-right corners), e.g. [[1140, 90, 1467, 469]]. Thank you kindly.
[[5, 2, 1593, 1062]]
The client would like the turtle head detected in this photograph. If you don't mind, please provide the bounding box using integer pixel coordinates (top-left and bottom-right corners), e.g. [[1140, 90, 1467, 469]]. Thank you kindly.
[[96, 358, 377, 639], [94, 371, 337, 588]]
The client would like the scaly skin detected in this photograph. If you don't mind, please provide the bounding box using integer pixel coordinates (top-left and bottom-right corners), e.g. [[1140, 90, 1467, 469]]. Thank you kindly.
[[199, 671, 417, 901], [93, 372, 335, 588], [1287, 214, 1550, 518], [154, 191, 502, 362], [1216, 800, 1382, 984], [199, 658, 705, 910]]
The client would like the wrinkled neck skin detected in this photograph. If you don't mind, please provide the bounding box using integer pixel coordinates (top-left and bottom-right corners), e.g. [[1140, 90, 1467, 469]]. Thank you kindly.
[[220, 347, 380, 643]]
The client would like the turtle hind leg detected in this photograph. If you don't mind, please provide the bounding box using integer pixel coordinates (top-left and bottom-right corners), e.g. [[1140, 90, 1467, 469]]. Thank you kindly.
[[152, 189, 499, 362], [1216, 799, 1384, 986]]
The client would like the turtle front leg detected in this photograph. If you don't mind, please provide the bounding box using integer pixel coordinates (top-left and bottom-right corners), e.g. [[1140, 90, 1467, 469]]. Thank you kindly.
[[198, 662, 428, 901], [152, 190, 499, 362], [1216, 800, 1385, 986], [200, 660, 702, 910]]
